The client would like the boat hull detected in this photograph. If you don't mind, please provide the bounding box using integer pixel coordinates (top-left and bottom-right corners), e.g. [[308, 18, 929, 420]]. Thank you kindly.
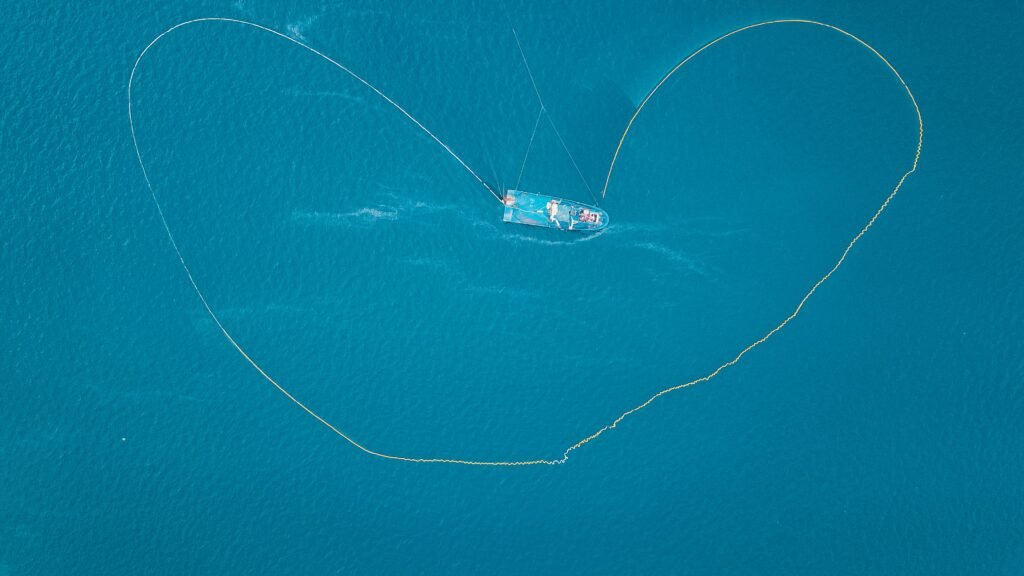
[[501, 190, 608, 232]]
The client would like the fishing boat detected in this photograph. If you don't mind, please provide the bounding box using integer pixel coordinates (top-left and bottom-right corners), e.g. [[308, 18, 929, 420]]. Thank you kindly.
[[502, 189, 608, 232]]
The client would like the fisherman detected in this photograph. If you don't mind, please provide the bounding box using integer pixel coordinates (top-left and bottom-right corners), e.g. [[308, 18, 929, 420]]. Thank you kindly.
[[546, 199, 560, 222], [545, 199, 562, 229]]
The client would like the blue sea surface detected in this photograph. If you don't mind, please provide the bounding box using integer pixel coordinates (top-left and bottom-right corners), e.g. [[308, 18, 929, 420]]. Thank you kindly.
[[2, 1, 1022, 574]]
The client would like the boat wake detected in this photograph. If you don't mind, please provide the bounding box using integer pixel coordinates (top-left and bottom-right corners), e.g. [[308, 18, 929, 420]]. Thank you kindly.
[[291, 207, 400, 226]]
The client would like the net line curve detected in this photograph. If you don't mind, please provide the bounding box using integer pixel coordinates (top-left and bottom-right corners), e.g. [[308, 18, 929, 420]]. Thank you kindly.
[[129, 17, 923, 466], [600, 18, 923, 199]]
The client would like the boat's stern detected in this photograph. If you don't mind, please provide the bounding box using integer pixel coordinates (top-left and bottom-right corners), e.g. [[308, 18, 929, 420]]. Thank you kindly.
[[570, 205, 609, 231]]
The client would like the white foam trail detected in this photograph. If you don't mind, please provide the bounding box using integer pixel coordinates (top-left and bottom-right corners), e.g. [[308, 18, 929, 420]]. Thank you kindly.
[[633, 241, 709, 275], [284, 13, 320, 41], [292, 207, 400, 225]]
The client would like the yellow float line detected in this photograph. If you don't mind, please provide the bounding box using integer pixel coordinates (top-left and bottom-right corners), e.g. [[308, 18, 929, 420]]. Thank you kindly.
[[130, 18, 922, 466]]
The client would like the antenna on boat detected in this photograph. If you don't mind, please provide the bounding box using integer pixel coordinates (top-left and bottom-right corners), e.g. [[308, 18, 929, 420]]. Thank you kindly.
[[511, 28, 600, 206]]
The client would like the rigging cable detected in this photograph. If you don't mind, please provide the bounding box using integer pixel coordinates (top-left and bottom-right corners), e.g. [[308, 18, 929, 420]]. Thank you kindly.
[[515, 106, 544, 191], [511, 28, 599, 205]]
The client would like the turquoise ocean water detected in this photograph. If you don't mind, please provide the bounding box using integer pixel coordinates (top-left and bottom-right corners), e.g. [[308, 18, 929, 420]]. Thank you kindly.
[[2, 1, 1022, 573]]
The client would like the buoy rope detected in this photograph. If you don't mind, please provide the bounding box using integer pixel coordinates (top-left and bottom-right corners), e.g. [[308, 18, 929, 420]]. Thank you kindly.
[[601, 18, 922, 199], [130, 18, 922, 466], [130, 18, 501, 203]]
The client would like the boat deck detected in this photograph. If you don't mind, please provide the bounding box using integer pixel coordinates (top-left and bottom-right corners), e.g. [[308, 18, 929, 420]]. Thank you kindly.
[[501, 190, 608, 232]]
